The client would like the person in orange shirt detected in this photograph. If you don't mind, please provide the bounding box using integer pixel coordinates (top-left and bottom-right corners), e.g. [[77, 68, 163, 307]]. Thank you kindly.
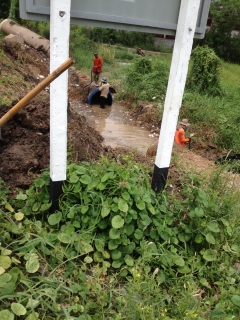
[[174, 118, 194, 147], [92, 51, 103, 85]]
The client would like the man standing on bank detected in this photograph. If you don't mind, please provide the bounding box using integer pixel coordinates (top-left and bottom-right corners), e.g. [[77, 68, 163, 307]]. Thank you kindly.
[[99, 77, 110, 109], [92, 51, 103, 85], [174, 118, 194, 147]]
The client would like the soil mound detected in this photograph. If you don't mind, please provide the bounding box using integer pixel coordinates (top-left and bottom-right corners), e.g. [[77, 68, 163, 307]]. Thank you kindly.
[[0, 40, 104, 189]]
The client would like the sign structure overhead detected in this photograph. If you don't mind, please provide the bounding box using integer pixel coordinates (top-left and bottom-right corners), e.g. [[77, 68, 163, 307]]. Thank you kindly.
[[20, 0, 210, 39]]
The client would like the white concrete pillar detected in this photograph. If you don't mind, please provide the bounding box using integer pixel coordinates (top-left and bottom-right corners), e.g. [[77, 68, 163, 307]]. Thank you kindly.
[[152, 0, 201, 192], [49, 0, 71, 210]]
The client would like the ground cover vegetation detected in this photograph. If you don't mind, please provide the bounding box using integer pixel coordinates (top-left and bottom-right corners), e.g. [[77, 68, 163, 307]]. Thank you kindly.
[[1, 155, 240, 319]]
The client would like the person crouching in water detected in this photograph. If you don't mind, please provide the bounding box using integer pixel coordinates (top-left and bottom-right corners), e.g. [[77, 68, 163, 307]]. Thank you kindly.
[[174, 118, 194, 147], [99, 77, 109, 109]]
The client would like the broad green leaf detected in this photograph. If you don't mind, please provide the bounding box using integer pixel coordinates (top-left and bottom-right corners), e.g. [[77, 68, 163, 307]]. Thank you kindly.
[[231, 295, 240, 308], [95, 239, 105, 253], [40, 203, 51, 212], [109, 228, 120, 239], [207, 221, 220, 233], [120, 269, 128, 277], [205, 233, 215, 244], [16, 193, 27, 200], [26, 255, 40, 273], [101, 203, 110, 218], [0, 273, 12, 287], [177, 265, 191, 274], [78, 273, 86, 282], [194, 234, 204, 243], [73, 221, 80, 228], [122, 192, 130, 201], [125, 224, 135, 236], [98, 220, 108, 229], [81, 242, 93, 253], [220, 218, 229, 226], [195, 208, 204, 217], [136, 200, 145, 211], [202, 249, 217, 261], [69, 174, 79, 183], [142, 194, 152, 203], [147, 203, 156, 215], [1, 249, 12, 256], [32, 202, 41, 212], [112, 260, 122, 269], [111, 203, 118, 212], [108, 240, 119, 250], [67, 207, 77, 218], [125, 242, 136, 254], [80, 174, 92, 185], [81, 205, 88, 214], [198, 190, 207, 200], [226, 225, 232, 236], [124, 254, 134, 267], [58, 233, 72, 244], [34, 178, 45, 187], [0, 256, 11, 269], [48, 211, 62, 225], [125, 214, 133, 224], [0, 267, 5, 275], [5, 202, 14, 212], [157, 270, 166, 284], [172, 255, 185, 267], [11, 302, 27, 316], [15, 212, 24, 221], [101, 173, 111, 182], [84, 256, 93, 264], [102, 251, 110, 259], [25, 312, 39, 320], [231, 245, 240, 253], [1, 282, 16, 294], [93, 251, 103, 263], [112, 215, 124, 229], [118, 199, 128, 212], [140, 214, 152, 226], [97, 182, 106, 190], [111, 250, 122, 260], [0, 310, 14, 320], [76, 166, 86, 174], [134, 229, 143, 240], [26, 298, 40, 309]]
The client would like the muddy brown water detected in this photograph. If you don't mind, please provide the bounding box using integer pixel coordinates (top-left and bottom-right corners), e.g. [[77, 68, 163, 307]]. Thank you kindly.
[[70, 101, 157, 153]]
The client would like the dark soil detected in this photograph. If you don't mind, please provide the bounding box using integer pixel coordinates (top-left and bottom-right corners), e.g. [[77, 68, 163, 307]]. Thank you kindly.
[[0, 41, 105, 189]]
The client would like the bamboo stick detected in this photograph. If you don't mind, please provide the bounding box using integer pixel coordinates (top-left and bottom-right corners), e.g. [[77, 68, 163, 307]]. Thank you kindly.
[[0, 57, 74, 128]]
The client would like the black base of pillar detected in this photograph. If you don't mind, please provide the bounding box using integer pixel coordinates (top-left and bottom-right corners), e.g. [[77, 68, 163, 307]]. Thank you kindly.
[[151, 165, 169, 193], [50, 179, 63, 212]]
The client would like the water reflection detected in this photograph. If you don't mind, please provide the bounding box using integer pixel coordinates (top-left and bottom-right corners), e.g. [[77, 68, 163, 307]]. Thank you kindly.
[[70, 101, 156, 153]]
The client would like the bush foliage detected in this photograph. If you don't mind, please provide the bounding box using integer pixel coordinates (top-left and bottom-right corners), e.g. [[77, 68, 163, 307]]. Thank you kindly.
[[186, 45, 222, 97]]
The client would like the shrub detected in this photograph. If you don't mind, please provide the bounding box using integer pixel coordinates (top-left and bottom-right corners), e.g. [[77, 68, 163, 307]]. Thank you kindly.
[[186, 45, 223, 97]]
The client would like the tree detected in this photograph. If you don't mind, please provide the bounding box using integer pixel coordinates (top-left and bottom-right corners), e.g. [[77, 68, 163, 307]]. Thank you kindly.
[[0, 0, 11, 19], [195, 0, 240, 63], [8, 0, 20, 22]]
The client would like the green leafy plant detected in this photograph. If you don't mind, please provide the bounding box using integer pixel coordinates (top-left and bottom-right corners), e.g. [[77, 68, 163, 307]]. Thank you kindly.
[[186, 45, 223, 97]]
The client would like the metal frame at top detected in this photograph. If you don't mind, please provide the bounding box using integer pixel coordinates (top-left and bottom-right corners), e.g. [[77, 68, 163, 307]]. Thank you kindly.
[[19, 0, 211, 39]]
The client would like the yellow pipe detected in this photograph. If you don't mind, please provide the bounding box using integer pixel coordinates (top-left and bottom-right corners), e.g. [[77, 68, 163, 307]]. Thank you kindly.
[[0, 57, 74, 127]]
